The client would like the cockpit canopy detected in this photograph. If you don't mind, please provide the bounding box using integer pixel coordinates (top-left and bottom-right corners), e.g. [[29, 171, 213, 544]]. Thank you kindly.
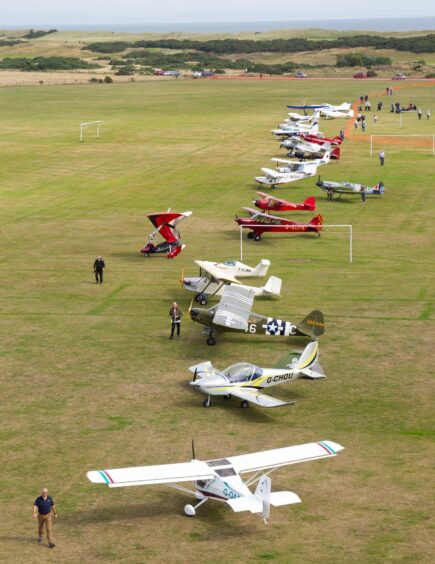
[[222, 259, 236, 266], [224, 363, 263, 383]]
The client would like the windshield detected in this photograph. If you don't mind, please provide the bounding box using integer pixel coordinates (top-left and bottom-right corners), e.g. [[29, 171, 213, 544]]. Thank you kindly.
[[222, 259, 236, 266], [224, 363, 262, 383]]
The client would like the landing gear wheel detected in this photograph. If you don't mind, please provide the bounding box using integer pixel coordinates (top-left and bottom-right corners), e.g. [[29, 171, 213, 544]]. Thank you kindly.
[[184, 504, 196, 517], [203, 398, 211, 408], [206, 336, 216, 346], [247, 232, 254, 239], [254, 234, 261, 242], [198, 294, 208, 306], [240, 400, 249, 409]]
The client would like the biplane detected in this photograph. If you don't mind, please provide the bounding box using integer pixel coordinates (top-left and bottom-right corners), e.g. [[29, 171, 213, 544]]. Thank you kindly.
[[254, 192, 316, 213], [281, 138, 341, 161], [182, 259, 282, 305], [87, 439, 344, 522], [140, 210, 192, 259], [189, 285, 325, 346], [317, 177, 385, 200], [189, 340, 325, 408], [236, 208, 323, 241]]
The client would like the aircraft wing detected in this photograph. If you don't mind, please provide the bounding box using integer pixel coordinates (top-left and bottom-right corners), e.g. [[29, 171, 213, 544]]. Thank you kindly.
[[212, 286, 255, 331], [227, 387, 293, 408], [256, 191, 290, 206], [194, 260, 240, 284], [227, 441, 344, 475], [147, 211, 192, 244], [261, 168, 282, 179], [87, 459, 215, 488]]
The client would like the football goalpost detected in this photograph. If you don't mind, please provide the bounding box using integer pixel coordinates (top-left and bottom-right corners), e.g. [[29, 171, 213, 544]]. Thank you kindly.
[[80, 121, 104, 142], [369, 134, 435, 156], [239, 224, 353, 263]]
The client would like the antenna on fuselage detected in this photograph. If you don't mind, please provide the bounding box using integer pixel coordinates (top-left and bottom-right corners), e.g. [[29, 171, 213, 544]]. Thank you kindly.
[[192, 439, 196, 460]]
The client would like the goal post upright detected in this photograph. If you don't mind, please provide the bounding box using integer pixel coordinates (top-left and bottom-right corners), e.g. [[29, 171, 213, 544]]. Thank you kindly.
[[80, 120, 104, 143]]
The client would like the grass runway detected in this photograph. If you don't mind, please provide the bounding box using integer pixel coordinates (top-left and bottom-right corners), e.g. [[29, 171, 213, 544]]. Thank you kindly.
[[0, 78, 434, 563]]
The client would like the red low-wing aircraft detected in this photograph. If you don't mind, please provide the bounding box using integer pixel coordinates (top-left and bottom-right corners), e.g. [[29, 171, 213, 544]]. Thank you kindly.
[[140, 210, 192, 259], [254, 191, 316, 213], [299, 133, 343, 146], [235, 208, 323, 241]]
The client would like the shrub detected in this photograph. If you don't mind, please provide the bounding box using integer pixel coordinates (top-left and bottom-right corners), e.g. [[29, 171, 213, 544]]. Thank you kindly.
[[104, 75, 113, 83]]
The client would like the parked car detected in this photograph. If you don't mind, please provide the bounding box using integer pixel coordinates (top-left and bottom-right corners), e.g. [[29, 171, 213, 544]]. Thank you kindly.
[[295, 71, 308, 78], [353, 72, 367, 79], [392, 73, 406, 80]]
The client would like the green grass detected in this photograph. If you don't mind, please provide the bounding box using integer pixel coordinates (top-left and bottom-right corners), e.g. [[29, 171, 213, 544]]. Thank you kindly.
[[0, 78, 434, 563]]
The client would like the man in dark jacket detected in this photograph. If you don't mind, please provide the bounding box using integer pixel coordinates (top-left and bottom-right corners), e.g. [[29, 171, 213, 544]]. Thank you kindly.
[[169, 302, 182, 338], [33, 487, 57, 548], [93, 256, 105, 284]]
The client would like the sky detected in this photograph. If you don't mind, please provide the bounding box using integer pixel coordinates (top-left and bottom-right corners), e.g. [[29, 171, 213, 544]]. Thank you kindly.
[[1, 0, 434, 25]]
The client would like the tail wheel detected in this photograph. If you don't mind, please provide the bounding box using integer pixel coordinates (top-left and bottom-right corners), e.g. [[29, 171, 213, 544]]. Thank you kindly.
[[240, 400, 249, 409]]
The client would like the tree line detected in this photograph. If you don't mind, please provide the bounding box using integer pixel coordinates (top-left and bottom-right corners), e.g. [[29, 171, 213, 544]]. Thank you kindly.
[[85, 34, 435, 55]]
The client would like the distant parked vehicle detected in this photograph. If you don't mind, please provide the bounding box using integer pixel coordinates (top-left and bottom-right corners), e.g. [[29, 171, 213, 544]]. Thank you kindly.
[[392, 73, 406, 80], [353, 72, 367, 79], [295, 71, 308, 78]]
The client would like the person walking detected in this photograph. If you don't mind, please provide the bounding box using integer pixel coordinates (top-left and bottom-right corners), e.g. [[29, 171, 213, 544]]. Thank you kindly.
[[427, 109, 431, 120], [379, 150, 385, 166], [33, 487, 57, 548], [354, 119, 358, 130], [373, 114, 378, 123], [339, 129, 345, 141], [326, 186, 334, 201], [418, 108, 422, 120], [360, 188, 366, 202], [169, 302, 182, 339], [361, 119, 366, 133], [93, 256, 105, 284]]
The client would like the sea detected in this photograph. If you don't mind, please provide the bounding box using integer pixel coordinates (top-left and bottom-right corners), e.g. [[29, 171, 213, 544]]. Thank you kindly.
[[2, 17, 435, 33]]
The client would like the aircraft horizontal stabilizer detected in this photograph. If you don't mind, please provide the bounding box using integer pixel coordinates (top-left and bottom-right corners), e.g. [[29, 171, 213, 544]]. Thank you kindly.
[[229, 388, 293, 408], [269, 491, 301, 506], [226, 497, 263, 513]]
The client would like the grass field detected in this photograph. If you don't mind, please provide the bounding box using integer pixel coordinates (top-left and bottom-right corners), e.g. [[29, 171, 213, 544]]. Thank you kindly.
[[0, 78, 434, 563]]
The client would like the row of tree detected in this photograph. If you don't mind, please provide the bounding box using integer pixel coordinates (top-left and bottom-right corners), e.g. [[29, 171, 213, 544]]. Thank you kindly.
[[0, 57, 97, 71], [85, 33, 435, 55]]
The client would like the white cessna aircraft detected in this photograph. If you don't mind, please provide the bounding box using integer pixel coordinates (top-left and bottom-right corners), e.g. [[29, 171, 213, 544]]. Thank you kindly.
[[189, 340, 326, 408], [87, 439, 344, 522], [272, 120, 321, 138], [271, 152, 330, 174], [319, 108, 354, 119], [182, 259, 281, 305]]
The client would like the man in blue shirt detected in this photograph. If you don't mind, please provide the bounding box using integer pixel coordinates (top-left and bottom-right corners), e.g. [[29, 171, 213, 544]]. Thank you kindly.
[[33, 487, 57, 548]]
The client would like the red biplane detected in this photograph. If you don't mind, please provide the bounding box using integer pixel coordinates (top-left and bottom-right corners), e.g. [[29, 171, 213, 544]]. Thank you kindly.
[[140, 210, 192, 259], [299, 133, 343, 146], [235, 208, 323, 241], [254, 191, 316, 213]]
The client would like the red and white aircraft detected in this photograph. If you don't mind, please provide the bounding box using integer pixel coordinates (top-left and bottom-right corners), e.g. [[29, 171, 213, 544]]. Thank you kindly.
[[254, 191, 316, 213], [140, 210, 191, 259], [236, 208, 323, 241]]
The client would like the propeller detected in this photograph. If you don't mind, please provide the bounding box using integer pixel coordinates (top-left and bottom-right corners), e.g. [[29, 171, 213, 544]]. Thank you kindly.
[[193, 368, 198, 383], [192, 439, 196, 460], [187, 297, 194, 314]]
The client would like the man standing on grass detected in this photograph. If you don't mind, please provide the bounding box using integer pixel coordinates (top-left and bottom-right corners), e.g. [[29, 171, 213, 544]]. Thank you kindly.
[[93, 256, 105, 284], [33, 487, 57, 548], [379, 150, 385, 166], [169, 301, 182, 339]]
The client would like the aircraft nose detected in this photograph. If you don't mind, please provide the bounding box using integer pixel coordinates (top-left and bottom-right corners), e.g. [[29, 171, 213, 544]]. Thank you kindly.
[[190, 308, 199, 319]]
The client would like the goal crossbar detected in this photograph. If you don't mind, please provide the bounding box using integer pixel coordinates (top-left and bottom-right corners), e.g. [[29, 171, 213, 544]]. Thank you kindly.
[[370, 134, 435, 156], [80, 120, 104, 142]]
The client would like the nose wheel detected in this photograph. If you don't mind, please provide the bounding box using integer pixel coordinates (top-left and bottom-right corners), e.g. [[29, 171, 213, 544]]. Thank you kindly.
[[203, 397, 211, 408]]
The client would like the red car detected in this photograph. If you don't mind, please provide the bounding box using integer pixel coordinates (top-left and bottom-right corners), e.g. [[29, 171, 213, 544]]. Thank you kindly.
[[353, 72, 367, 79]]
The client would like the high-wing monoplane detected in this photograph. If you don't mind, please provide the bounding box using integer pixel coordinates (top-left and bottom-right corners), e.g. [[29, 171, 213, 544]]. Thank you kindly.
[[182, 259, 281, 305], [280, 137, 341, 160], [319, 108, 354, 119], [189, 340, 325, 408], [299, 133, 343, 146], [254, 192, 316, 213], [87, 439, 344, 522], [236, 208, 323, 241], [317, 177, 385, 200], [189, 285, 324, 345], [255, 155, 327, 188], [140, 210, 192, 259], [287, 102, 351, 111], [272, 120, 321, 138]]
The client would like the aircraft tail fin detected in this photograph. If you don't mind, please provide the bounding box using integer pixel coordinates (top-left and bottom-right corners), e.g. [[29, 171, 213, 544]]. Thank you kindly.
[[263, 276, 282, 297], [304, 196, 316, 210], [295, 341, 327, 379], [298, 310, 325, 339], [374, 181, 385, 194], [331, 147, 341, 159], [251, 259, 270, 277], [309, 214, 323, 230], [254, 476, 301, 523]]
